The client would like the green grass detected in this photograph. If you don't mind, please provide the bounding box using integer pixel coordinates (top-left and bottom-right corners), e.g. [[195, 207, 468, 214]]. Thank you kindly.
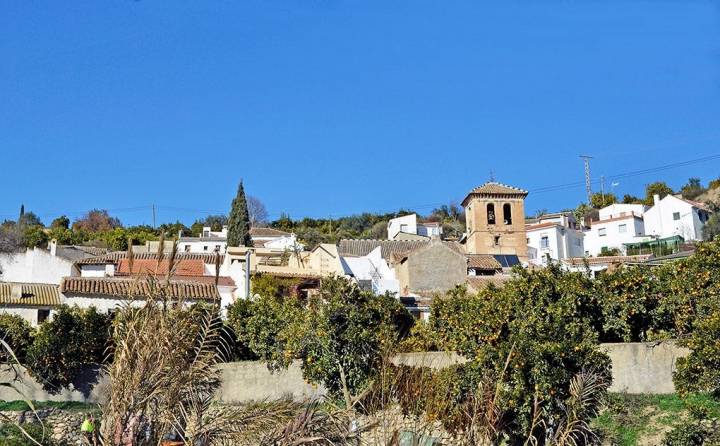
[[0, 400, 96, 412], [592, 393, 720, 446]]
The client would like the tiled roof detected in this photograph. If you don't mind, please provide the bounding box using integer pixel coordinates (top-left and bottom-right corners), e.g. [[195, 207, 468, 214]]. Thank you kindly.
[[589, 213, 643, 226], [466, 255, 502, 269], [462, 182, 528, 205], [526, 222, 560, 231], [250, 227, 291, 237], [61, 277, 220, 300], [562, 255, 652, 266], [338, 239, 430, 260], [116, 259, 206, 276], [75, 252, 224, 266], [0, 282, 61, 307], [679, 197, 712, 212], [466, 275, 510, 291]]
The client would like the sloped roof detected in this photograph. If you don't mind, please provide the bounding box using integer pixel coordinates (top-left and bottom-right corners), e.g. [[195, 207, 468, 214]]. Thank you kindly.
[[75, 252, 224, 266], [61, 277, 220, 300], [54, 245, 108, 262], [466, 255, 502, 269], [116, 259, 206, 276], [466, 275, 511, 291], [250, 227, 291, 237], [338, 239, 430, 260], [462, 182, 528, 206], [0, 282, 61, 307], [562, 255, 652, 266]]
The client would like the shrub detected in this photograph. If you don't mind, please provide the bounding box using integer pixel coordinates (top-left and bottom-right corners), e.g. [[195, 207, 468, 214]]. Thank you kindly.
[[25, 306, 110, 393], [0, 314, 34, 363], [429, 265, 611, 442], [0, 423, 67, 446], [286, 276, 413, 402]]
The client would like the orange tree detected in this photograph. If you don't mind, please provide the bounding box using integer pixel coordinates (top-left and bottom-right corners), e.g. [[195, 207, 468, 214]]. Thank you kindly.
[[429, 265, 611, 442]]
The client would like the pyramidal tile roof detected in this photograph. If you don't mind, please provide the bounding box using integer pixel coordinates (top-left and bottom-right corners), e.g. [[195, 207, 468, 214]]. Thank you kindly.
[[462, 182, 528, 205]]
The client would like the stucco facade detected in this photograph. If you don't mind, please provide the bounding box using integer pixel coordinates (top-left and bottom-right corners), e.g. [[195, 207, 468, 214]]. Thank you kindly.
[[394, 240, 467, 295]]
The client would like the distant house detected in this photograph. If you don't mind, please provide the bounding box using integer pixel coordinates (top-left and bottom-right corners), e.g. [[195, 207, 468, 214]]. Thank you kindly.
[[249, 227, 304, 251], [562, 254, 652, 278], [0, 240, 103, 284], [341, 246, 400, 296], [583, 212, 646, 257], [0, 282, 60, 326], [526, 213, 584, 265], [643, 194, 712, 242], [387, 214, 442, 241]]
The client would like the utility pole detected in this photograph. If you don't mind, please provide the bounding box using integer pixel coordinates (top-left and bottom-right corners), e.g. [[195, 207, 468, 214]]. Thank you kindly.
[[600, 175, 605, 206], [152, 204, 156, 229], [579, 155, 593, 203]]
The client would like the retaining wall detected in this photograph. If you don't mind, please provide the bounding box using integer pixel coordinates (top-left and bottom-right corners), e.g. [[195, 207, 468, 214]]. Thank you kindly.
[[0, 341, 691, 404]]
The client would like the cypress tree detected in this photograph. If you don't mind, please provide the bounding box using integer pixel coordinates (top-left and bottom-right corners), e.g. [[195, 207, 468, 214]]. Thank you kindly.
[[227, 181, 252, 247]]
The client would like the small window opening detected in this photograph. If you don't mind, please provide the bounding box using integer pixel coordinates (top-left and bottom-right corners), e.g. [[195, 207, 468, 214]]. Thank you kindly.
[[487, 204, 496, 225]]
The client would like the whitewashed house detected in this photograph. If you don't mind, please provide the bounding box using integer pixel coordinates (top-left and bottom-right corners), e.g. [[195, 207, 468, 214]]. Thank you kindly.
[[0, 282, 60, 326], [341, 246, 400, 296], [387, 214, 442, 240], [643, 194, 712, 242], [583, 210, 646, 257], [0, 241, 103, 284], [526, 213, 584, 265]]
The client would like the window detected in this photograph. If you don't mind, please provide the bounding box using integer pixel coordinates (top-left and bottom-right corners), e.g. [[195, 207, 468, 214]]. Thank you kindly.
[[487, 204, 496, 225], [203, 245, 208, 251], [540, 236, 549, 248], [598, 228, 607, 237], [503, 203, 512, 225], [37, 309, 50, 324], [494, 235, 501, 246], [400, 224, 408, 233], [184, 245, 191, 252], [203, 230, 210, 237], [574, 238, 582, 247], [215, 245, 221, 252], [673, 212, 680, 221], [618, 224, 627, 234]]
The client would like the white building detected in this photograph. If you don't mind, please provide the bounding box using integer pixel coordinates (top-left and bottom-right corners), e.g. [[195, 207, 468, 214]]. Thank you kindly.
[[0, 282, 60, 326], [526, 213, 584, 265], [583, 212, 646, 257], [599, 203, 648, 220], [341, 246, 400, 296], [387, 214, 442, 240], [0, 241, 102, 284], [643, 194, 712, 242]]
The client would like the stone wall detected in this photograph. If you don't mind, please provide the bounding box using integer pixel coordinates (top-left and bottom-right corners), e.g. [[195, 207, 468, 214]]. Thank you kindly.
[[602, 341, 689, 394], [1, 408, 87, 445]]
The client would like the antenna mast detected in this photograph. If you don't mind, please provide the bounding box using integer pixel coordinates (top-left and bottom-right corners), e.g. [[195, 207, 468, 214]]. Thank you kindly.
[[579, 155, 593, 203]]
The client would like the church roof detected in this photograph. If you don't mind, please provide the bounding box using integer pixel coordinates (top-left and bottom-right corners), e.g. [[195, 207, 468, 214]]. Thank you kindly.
[[462, 182, 528, 206]]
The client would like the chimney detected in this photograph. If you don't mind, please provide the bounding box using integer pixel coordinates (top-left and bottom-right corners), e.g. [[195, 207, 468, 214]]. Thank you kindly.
[[49, 239, 57, 256], [178, 229, 182, 238], [653, 194, 661, 206], [11, 284, 22, 300]]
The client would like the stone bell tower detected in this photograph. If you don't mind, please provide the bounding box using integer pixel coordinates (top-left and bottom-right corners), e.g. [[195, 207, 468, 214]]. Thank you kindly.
[[461, 182, 528, 261]]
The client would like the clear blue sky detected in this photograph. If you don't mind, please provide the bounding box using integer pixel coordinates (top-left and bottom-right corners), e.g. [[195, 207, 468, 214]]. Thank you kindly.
[[2, 1, 719, 226]]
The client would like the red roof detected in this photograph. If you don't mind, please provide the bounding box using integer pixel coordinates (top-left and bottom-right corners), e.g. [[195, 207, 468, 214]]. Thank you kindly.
[[116, 259, 206, 276]]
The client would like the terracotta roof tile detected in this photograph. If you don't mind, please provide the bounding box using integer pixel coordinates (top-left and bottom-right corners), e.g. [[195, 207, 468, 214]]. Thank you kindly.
[[562, 255, 652, 266], [75, 252, 224, 266], [462, 182, 528, 206], [116, 259, 206, 276], [338, 239, 430, 260], [466, 255, 502, 269], [60, 277, 220, 300], [466, 275, 510, 291], [250, 227, 291, 237], [0, 282, 61, 307]]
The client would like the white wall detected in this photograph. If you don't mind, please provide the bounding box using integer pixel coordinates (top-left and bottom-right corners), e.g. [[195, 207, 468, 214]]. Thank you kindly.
[[644, 195, 706, 241], [584, 216, 645, 256], [527, 225, 584, 265], [599, 203, 647, 220], [0, 306, 54, 327], [180, 240, 228, 253], [341, 246, 399, 296], [0, 248, 75, 284], [387, 214, 418, 240], [417, 224, 442, 238]]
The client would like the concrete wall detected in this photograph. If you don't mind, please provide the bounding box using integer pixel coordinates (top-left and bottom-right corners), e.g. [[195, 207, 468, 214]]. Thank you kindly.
[[404, 242, 467, 293], [0, 342, 690, 405], [602, 341, 689, 394]]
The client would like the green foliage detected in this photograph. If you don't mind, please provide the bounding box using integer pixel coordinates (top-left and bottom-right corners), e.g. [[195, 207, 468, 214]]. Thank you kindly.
[[157, 220, 191, 238], [709, 177, 720, 190], [0, 314, 34, 363], [288, 277, 413, 399], [50, 215, 70, 230], [703, 214, 720, 241], [17, 211, 43, 228], [644, 181, 674, 205], [590, 192, 617, 209], [26, 306, 111, 393], [680, 177, 706, 201], [622, 194, 644, 204], [0, 423, 67, 446], [22, 225, 48, 248], [600, 246, 621, 256], [227, 181, 252, 247], [429, 266, 611, 441]]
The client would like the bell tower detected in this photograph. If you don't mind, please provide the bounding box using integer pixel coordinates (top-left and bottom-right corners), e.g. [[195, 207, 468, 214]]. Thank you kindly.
[[462, 182, 528, 260]]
